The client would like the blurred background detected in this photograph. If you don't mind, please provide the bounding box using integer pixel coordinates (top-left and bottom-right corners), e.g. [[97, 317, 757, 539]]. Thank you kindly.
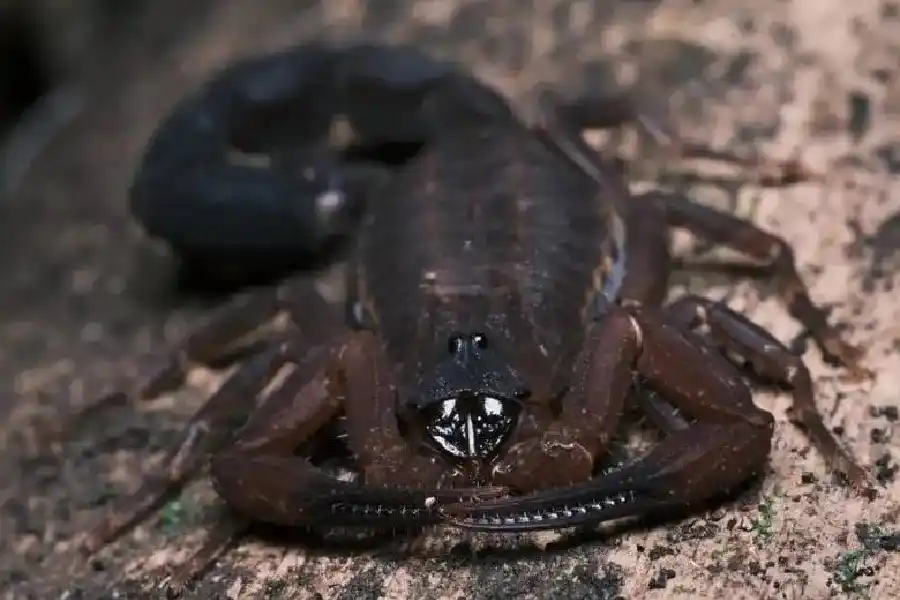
[[0, 0, 136, 192]]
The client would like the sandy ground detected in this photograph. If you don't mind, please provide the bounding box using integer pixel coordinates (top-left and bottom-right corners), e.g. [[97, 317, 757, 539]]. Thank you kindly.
[[1, 0, 899, 598]]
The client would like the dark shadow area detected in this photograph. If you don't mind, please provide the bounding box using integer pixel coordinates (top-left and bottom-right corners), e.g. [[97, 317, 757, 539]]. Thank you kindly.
[[0, 7, 53, 144]]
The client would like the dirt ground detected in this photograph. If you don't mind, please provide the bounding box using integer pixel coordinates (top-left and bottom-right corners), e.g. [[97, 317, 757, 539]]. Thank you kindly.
[[1, 0, 900, 598]]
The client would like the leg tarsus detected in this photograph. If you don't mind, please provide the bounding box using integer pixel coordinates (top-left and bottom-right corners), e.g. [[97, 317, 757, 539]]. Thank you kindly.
[[652, 191, 869, 375], [34, 287, 289, 455], [534, 91, 823, 190], [665, 294, 876, 492], [77, 343, 293, 553], [672, 143, 824, 187], [162, 516, 248, 598]]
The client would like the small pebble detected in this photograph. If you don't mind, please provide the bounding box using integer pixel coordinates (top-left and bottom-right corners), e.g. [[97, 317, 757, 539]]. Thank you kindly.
[[847, 90, 871, 141]]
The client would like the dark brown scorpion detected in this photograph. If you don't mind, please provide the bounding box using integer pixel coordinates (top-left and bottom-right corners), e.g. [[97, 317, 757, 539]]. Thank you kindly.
[[56, 41, 874, 587]]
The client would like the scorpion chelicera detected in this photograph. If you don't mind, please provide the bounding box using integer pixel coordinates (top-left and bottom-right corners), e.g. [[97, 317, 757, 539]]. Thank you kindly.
[[61, 41, 873, 586]]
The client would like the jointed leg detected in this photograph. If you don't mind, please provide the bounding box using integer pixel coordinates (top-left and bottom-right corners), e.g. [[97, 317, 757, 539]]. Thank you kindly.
[[68, 280, 350, 552], [144, 338, 339, 595], [663, 294, 874, 490], [535, 101, 867, 376], [650, 192, 867, 373], [531, 91, 819, 198], [38, 280, 331, 452], [135, 328, 505, 592], [620, 193, 871, 488], [76, 338, 302, 553]]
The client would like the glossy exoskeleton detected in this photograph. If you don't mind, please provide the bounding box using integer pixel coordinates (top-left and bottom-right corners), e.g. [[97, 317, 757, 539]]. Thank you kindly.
[[58, 41, 873, 593], [130, 42, 515, 289]]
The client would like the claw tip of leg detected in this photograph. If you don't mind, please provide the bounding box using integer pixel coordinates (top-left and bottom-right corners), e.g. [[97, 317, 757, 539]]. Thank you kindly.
[[165, 582, 186, 600]]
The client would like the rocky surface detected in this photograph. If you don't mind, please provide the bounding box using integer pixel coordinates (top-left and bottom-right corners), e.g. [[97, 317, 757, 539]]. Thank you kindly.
[[1, 0, 899, 598]]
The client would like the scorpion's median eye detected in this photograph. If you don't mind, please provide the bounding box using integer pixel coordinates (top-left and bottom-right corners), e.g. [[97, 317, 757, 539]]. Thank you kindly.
[[447, 334, 465, 354], [472, 333, 488, 349]]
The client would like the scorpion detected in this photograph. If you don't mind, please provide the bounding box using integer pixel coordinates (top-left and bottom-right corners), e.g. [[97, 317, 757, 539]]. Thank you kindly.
[[57, 41, 874, 590]]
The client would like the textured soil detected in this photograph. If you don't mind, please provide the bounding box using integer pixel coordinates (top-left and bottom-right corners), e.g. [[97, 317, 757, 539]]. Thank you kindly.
[[2, 1, 900, 599]]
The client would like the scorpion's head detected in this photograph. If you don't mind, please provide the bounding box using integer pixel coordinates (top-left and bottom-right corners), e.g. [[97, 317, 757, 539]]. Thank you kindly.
[[404, 331, 529, 467]]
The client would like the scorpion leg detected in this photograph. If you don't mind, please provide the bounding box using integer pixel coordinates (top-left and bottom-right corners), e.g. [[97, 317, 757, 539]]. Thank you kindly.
[[534, 91, 818, 188], [40, 280, 335, 450], [443, 305, 775, 531], [69, 280, 348, 552], [662, 294, 874, 490], [539, 105, 865, 370], [210, 328, 504, 529], [76, 337, 300, 553], [650, 191, 868, 373], [618, 194, 871, 488]]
